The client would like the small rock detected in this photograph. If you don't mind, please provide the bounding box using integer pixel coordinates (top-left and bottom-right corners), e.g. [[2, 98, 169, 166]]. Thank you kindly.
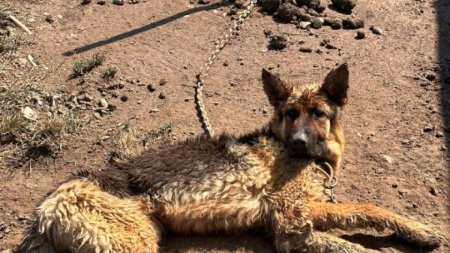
[[159, 78, 167, 86], [423, 125, 434, 132], [425, 73, 436, 81], [299, 13, 312, 22], [299, 47, 313, 53], [323, 17, 334, 26], [96, 0, 106, 4], [147, 84, 156, 92], [44, 15, 54, 23], [129, 0, 140, 3], [325, 43, 338, 49], [343, 18, 364, 29], [369, 25, 382, 35], [311, 17, 324, 29], [149, 108, 159, 113], [275, 2, 303, 22], [159, 91, 166, 99], [298, 21, 311, 29], [307, 8, 319, 17], [120, 95, 128, 102], [198, 0, 211, 4], [269, 35, 288, 50], [429, 186, 437, 196], [355, 30, 365, 39], [436, 131, 444, 138], [99, 98, 108, 108], [108, 104, 117, 111], [308, 0, 321, 9], [382, 154, 393, 164], [81, 0, 92, 4], [316, 4, 326, 12], [112, 0, 124, 5], [261, 0, 281, 13], [331, 18, 343, 29], [331, 0, 357, 13], [22, 107, 37, 121]]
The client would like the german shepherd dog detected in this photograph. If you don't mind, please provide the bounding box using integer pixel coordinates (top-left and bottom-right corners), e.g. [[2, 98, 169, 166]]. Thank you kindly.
[[18, 64, 441, 253]]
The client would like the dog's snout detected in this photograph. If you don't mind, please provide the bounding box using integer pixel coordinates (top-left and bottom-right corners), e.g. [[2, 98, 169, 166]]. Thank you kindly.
[[292, 131, 309, 147]]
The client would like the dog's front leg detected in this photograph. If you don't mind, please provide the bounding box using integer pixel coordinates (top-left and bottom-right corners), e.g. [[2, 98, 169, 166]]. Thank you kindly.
[[269, 208, 378, 253], [309, 202, 442, 248]]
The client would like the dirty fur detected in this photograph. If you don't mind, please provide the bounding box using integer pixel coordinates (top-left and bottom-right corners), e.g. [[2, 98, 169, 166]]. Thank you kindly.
[[17, 65, 441, 253]]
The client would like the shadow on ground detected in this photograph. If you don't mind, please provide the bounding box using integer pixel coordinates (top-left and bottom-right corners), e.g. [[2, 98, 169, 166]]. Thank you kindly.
[[63, 1, 231, 56], [436, 0, 450, 218]]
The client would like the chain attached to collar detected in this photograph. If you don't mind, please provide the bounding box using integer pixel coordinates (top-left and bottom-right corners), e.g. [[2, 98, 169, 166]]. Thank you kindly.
[[316, 162, 338, 203], [195, 0, 257, 138]]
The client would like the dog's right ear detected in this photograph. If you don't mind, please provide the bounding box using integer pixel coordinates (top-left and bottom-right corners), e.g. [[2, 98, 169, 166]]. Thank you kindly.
[[262, 68, 292, 107]]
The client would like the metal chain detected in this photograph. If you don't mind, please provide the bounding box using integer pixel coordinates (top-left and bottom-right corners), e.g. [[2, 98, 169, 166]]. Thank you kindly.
[[316, 162, 338, 203], [195, 0, 257, 138]]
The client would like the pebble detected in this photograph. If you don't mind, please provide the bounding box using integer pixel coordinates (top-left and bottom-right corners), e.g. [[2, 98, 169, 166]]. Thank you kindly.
[[355, 30, 365, 39], [120, 95, 128, 102], [311, 17, 324, 29], [149, 108, 159, 113], [382, 154, 393, 164], [307, 8, 319, 17], [159, 79, 167, 86], [147, 84, 156, 92], [423, 125, 434, 132], [308, 0, 321, 9], [275, 2, 303, 22], [81, 0, 91, 4], [331, 0, 357, 12], [269, 35, 288, 50], [370, 25, 382, 35], [129, 0, 140, 3], [299, 47, 313, 53], [343, 18, 364, 29], [96, 0, 106, 4], [331, 18, 343, 29], [298, 21, 311, 29], [112, 0, 124, 5], [99, 98, 108, 108], [22, 107, 37, 121], [159, 91, 166, 99], [436, 131, 444, 138], [261, 0, 281, 13]]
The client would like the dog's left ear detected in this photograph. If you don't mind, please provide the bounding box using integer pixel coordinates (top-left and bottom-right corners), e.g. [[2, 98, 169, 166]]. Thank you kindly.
[[321, 63, 349, 106]]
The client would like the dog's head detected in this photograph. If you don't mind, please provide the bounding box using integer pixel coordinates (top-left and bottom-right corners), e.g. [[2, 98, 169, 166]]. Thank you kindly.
[[262, 64, 349, 166]]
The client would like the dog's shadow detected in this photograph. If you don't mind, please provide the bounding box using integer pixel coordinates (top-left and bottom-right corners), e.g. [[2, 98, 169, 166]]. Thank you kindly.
[[159, 231, 436, 253], [343, 233, 437, 253]]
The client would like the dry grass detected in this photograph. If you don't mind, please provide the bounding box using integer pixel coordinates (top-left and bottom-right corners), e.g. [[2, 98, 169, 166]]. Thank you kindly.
[[111, 123, 173, 160], [101, 67, 117, 80], [71, 53, 105, 78]]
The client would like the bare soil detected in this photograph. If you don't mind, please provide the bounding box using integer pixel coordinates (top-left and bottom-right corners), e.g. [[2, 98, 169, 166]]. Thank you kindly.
[[0, 0, 449, 252]]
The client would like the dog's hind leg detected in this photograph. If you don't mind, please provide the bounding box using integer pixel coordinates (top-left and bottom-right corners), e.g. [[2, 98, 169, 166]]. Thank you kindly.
[[17, 179, 160, 253], [309, 202, 441, 248]]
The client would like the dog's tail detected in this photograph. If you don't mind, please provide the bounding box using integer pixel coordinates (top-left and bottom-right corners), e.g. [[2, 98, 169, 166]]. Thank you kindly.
[[17, 179, 160, 253]]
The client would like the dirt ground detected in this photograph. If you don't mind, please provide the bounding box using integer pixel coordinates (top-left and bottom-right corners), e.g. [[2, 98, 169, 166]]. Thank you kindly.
[[0, 0, 449, 252]]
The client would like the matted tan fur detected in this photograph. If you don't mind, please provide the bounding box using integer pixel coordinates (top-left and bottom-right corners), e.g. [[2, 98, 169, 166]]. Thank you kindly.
[[17, 65, 441, 253]]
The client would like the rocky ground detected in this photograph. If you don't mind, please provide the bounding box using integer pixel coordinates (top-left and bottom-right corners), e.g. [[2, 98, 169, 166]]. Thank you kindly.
[[0, 0, 449, 252]]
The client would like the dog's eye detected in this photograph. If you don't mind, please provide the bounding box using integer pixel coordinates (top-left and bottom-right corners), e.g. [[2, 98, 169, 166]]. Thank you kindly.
[[312, 108, 325, 118], [285, 109, 299, 119]]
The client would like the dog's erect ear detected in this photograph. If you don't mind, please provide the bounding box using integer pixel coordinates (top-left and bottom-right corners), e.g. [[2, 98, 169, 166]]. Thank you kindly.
[[262, 68, 292, 107], [321, 63, 349, 106]]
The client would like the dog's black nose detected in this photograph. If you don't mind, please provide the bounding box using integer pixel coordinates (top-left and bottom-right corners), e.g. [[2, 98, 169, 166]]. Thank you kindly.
[[291, 132, 308, 148]]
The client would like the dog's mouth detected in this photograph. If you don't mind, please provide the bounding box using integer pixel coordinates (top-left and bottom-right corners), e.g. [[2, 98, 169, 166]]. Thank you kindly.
[[287, 142, 324, 159]]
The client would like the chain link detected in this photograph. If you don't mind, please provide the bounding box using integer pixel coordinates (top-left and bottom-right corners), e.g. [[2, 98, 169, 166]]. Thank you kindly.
[[195, 0, 257, 138]]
